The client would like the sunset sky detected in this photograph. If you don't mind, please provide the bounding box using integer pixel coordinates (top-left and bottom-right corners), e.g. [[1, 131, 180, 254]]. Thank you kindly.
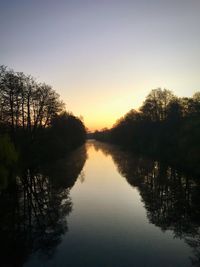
[[1, 0, 200, 130]]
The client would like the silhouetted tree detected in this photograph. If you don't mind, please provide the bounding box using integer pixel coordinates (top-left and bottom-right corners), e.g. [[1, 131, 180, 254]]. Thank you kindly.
[[140, 88, 175, 121], [0, 66, 64, 136]]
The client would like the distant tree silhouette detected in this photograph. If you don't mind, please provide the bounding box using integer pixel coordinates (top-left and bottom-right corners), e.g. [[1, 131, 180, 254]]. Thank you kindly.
[[92, 88, 200, 174]]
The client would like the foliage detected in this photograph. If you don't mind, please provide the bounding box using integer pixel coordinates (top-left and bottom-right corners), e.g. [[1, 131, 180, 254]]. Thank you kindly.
[[0, 135, 18, 189], [34, 112, 86, 160]]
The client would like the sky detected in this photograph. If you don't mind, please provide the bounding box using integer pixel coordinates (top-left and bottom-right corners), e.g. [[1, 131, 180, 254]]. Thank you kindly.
[[0, 0, 200, 131]]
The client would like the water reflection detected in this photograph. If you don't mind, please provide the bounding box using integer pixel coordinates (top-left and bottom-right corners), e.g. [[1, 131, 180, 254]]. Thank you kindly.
[[0, 145, 87, 267], [1, 141, 200, 267], [91, 141, 200, 266]]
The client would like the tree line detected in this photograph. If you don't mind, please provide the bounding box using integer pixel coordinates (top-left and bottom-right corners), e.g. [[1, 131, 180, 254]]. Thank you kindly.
[[92, 88, 200, 174], [0, 65, 86, 186]]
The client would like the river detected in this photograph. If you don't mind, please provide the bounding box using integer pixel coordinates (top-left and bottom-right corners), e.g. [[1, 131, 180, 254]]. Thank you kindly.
[[1, 140, 200, 267]]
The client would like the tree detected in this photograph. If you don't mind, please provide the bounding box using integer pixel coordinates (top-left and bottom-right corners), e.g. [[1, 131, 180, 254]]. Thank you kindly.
[[140, 88, 175, 121], [0, 66, 64, 136]]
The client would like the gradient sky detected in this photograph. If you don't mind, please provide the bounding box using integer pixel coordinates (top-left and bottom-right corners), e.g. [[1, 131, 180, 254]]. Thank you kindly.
[[0, 0, 200, 130]]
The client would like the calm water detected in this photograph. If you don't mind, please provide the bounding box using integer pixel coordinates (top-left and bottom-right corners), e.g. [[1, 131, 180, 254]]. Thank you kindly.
[[1, 141, 200, 267]]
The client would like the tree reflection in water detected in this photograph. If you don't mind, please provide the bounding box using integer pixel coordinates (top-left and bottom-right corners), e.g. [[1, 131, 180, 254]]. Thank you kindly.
[[0, 145, 87, 267], [92, 141, 200, 266]]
